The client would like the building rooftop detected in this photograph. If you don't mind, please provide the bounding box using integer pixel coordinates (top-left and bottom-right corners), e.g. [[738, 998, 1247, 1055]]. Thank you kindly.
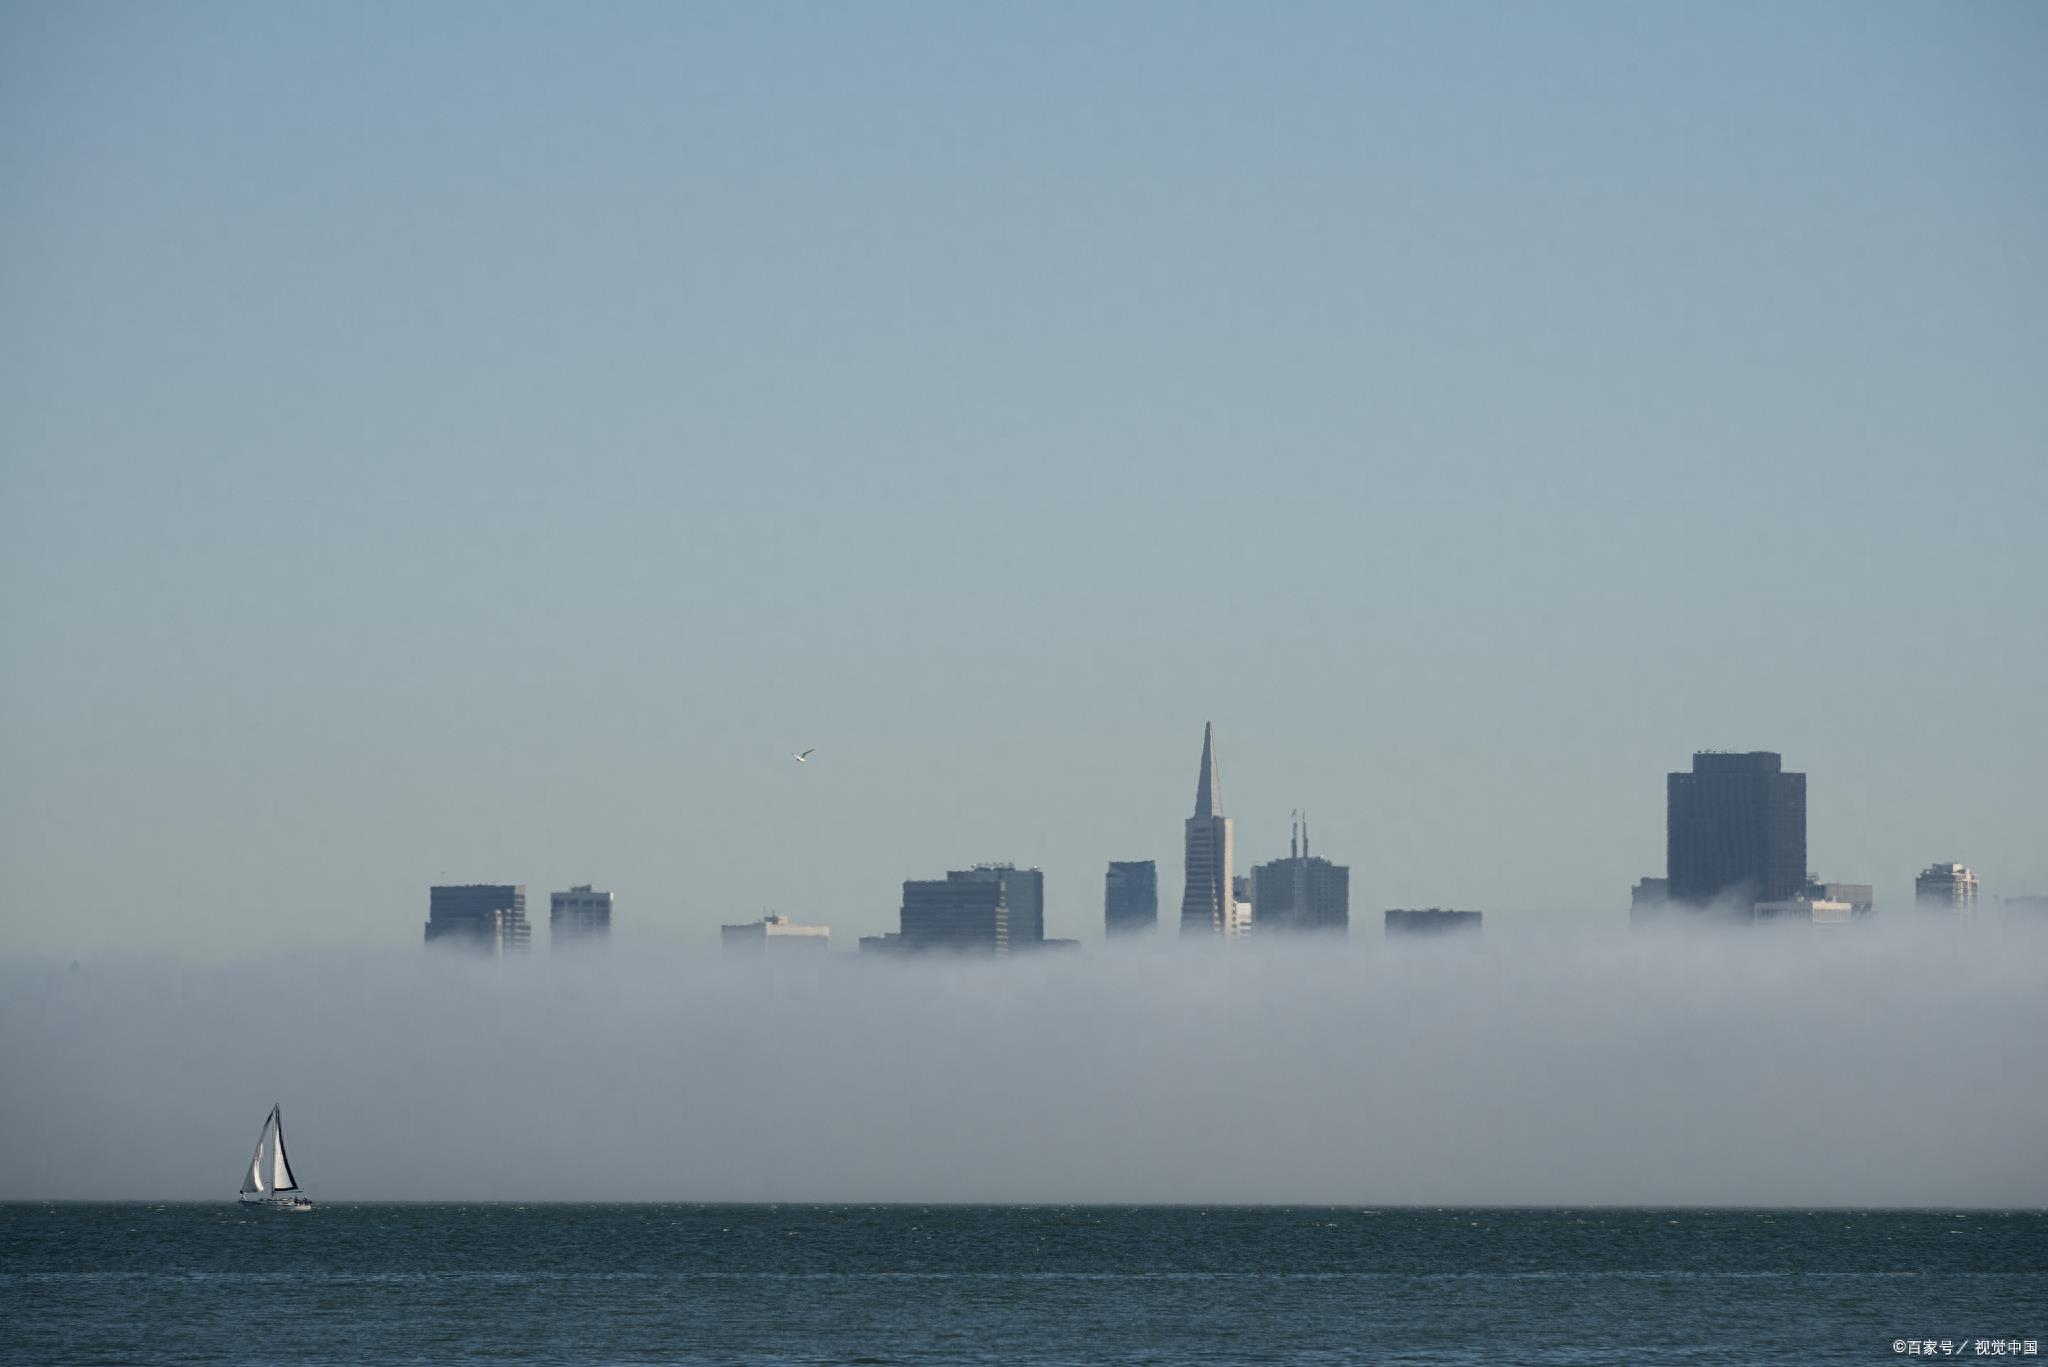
[[1687, 751, 1784, 773]]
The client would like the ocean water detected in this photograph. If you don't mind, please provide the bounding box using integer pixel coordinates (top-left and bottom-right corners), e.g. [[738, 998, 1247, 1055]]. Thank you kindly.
[[2, 1205, 2042, 1365]]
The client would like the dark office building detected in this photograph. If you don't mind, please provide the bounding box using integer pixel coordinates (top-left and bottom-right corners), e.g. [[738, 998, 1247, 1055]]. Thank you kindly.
[[1254, 856, 1350, 933], [898, 877, 1009, 955], [424, 884, 531, 955], [1104, 860, 1159, 937], [1385, 908, 1483, 937], [949, 865, 1043, 948], [550, 884, 613, 945], [1251, 815, 1349, 934], [1666, 752, 1807, 908]]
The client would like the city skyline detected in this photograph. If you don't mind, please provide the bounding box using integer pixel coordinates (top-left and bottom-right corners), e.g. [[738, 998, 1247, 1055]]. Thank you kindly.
[[22, 721, 2036, 956], [3, 3, 2043, 961], [1, 9, 2041, 1360], [405, 736, 2036, 953]]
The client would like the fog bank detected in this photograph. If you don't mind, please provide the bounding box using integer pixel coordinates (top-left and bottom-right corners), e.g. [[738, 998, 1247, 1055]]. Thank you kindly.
[[3, 922, 2043, 1206]]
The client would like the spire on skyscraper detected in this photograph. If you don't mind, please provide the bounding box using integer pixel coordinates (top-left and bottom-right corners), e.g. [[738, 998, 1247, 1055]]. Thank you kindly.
[[1180, 722, 1236, 938], [1193, 721, 1222, 818]]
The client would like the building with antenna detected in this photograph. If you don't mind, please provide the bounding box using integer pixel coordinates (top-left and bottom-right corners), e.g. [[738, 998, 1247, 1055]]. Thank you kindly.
[[1250, 812, 1350, 935], [1179, 722, 1236, 938]]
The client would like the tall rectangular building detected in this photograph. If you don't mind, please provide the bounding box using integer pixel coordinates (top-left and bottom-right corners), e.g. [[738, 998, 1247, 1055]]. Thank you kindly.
[[1914, 863, 1978, 915], [949, 864, 1043, 948], [1250, 815, 1349, 935], [550, 884, 613, 945], [1666, 752, 1806, 907], [1104, 860, 1158, 937], [898, 877, 1008, 955], [425, 884, 531, 955]]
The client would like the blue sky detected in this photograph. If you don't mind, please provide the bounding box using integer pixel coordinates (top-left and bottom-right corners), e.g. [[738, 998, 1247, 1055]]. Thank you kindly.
[[3, 1, 2043, 954]]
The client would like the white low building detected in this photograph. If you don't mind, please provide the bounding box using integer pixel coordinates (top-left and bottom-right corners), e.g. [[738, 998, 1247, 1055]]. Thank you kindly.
[[1753, 898, 1855, 927], [1230, 897, 1253, 938], [720, 914, 831, 954]]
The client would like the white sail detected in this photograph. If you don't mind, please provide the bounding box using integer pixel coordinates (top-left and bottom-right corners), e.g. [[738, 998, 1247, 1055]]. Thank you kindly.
[[269, 1106, 299, 1192], [237, 1102, 310, 1206], [240, 1109, 272, 1196]]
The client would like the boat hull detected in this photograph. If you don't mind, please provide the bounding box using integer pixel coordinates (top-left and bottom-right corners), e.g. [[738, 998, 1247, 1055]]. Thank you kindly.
[[239, 1196, 314, 1211]]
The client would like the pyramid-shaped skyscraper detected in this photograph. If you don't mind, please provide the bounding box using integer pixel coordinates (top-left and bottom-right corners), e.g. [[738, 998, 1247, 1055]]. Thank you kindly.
[[1179, 722, 1235, 937]]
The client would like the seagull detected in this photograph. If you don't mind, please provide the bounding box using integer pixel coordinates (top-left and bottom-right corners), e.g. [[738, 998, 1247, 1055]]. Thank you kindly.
[[793, 748, 815, 763]]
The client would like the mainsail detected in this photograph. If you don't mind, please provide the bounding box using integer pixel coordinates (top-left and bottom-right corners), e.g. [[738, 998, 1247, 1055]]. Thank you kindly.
[[240, 1104, 299, 1197], [269, 1106, 299, 1192]]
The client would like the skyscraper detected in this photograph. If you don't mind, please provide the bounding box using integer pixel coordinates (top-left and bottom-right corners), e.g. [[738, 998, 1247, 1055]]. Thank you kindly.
[[949, 864, 1044, 948], [550, 884, 613, 946], [1180, 722, 1235, 937], [1914, 863, 1979, 915], [1251, 813, 1350, 935], [1104, 860, 1158, 937], [896, 876, 1009, 954], [424, 884, 531, 955], [1666, 752, 1807, 908]]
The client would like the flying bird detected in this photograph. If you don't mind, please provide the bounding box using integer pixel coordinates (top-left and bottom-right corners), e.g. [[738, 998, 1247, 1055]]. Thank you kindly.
[[793, 749, 815, 763]]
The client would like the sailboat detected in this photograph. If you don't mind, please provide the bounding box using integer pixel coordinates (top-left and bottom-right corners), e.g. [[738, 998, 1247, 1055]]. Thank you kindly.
[[238, 1103, 313, 1210]]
